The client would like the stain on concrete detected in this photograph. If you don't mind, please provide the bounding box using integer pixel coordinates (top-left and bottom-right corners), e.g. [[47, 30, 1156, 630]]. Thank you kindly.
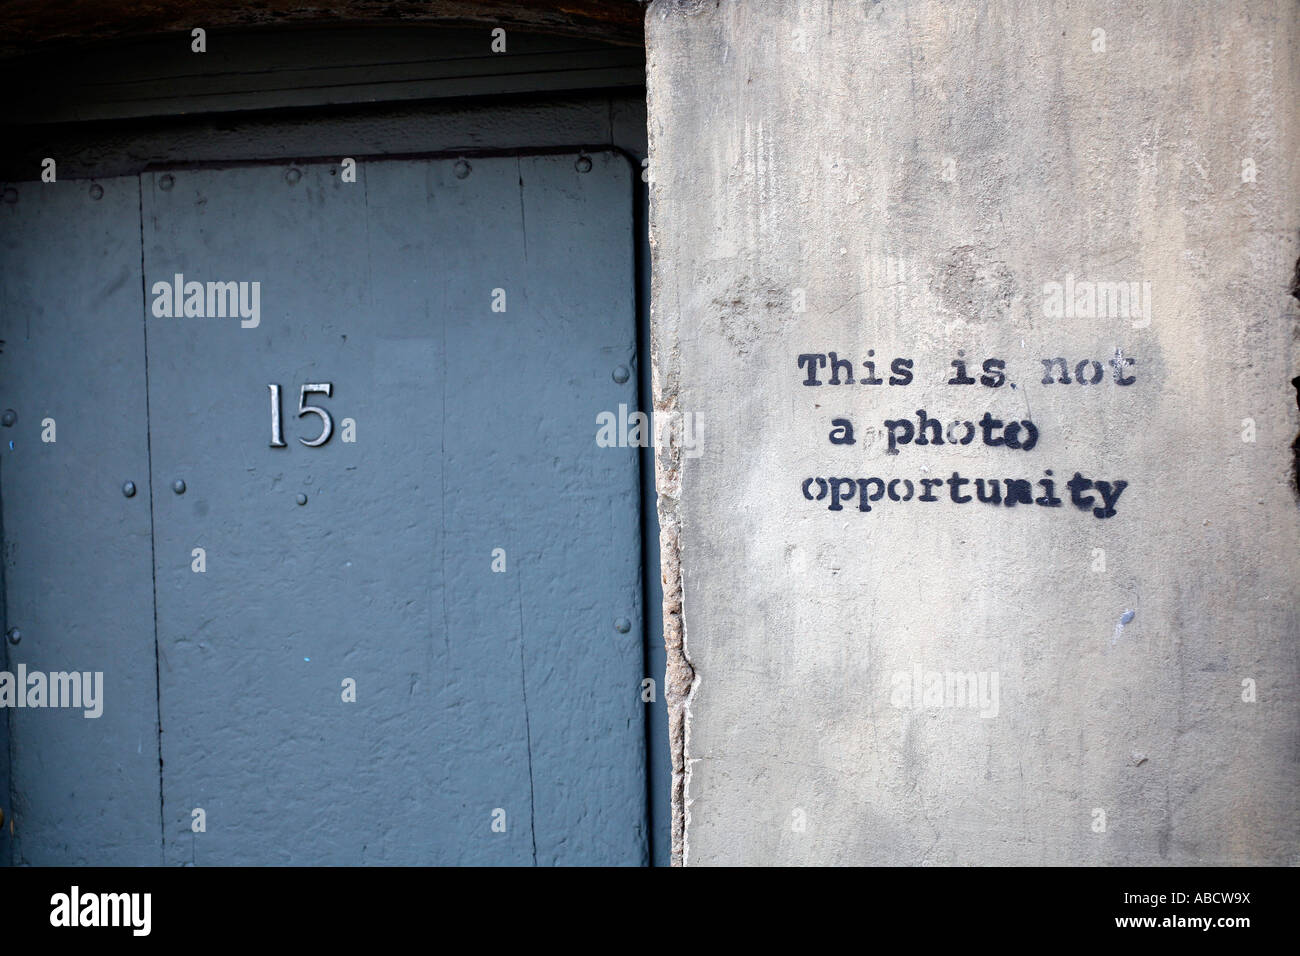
[[931, 244, 1015, 322], [714, 277, 789, 357]]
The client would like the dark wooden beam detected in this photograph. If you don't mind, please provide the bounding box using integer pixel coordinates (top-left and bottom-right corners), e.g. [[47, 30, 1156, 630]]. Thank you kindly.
[[0, 0, 646, 58]]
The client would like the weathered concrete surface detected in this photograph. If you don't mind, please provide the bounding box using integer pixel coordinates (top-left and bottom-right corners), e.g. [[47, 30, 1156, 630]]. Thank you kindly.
[[647, 0, 1299, 865]]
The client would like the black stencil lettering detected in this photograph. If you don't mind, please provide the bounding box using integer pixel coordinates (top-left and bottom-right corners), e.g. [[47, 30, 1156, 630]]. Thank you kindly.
[[798, 353, 827, 385], [827, 351, 854, 385], [980, 358, 1006, 388], [889, 358, 914, 386], [1041, 357, 1071, 385]]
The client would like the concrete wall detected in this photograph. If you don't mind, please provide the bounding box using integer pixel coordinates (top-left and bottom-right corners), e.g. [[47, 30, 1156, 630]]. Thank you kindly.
[[647, 0, 1299, 865]]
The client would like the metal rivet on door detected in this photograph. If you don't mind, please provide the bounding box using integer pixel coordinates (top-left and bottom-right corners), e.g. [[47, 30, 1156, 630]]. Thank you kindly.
[[614, 617, 631, 634], [172, 479, 186, 495], [158, 174, 174, 191], [89, 184, 104, 201], [575, 155, 593, 173], [453, 160, 471, 180], [6, 627, 21, 646], [122, 480, 136, 498], [285, 168, 302, 185], [612, 366, 630, 384], [296, 493, 308, 506], [1, 409, 16, 426]]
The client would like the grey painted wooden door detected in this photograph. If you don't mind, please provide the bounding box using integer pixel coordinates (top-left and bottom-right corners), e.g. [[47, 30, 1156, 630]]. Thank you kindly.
[[1, 152, 646, 865], [0, 178, 162, 865]]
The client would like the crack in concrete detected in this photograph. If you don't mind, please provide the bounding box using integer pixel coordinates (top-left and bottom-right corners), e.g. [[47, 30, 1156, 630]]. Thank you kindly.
[[646, 146, 698, 863]]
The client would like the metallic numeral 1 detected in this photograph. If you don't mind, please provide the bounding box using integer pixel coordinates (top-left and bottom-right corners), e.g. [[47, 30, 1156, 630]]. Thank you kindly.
[[268, 384, 286, 447]]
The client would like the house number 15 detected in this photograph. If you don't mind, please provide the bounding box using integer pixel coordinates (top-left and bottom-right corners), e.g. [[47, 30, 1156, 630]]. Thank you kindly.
[[268, 383, 334, 447]]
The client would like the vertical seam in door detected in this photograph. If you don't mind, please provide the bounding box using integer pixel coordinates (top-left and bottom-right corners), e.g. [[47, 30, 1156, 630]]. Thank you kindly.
[[0, 244, 16, 864], [516, 158, 529, 264], [513, 157, 536, 864], [0, 457, 13, 865], [515, 570, 538, 865], [629, 141, 658, 867], [136, 174, 167, 864], [439, 310, 451, 671]]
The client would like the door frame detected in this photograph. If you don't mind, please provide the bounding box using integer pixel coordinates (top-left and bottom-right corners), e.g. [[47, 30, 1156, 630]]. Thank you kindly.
[[0, 23, 667, 866]]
